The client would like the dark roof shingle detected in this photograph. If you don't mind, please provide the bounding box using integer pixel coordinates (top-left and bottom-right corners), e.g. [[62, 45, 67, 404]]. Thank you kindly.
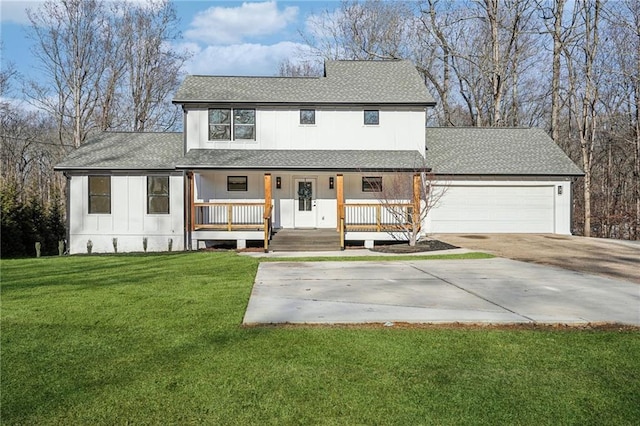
[[173, 60, 435, 105], [426, 127, 583, 176], [55, 132, 182, 171], [177, 149, 426, 171]]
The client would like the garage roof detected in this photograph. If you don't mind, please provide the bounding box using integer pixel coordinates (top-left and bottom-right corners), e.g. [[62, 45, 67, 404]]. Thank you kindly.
[[426, 127, 583, 176]]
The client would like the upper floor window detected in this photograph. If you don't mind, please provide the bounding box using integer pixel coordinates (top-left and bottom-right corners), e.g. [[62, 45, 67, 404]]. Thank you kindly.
[[88, 176, 111, 214], [364, 110, 379, 125], [209, 108, 231, 140], [234, 109, 255, 139], [300, 109, 315, 125], [209, 108, 255, 140], [147, 176, 169, 214]]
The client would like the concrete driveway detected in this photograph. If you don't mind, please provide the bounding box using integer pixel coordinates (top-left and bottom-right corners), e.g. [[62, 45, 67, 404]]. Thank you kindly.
[[432, 234, 640, 284], [243, 258, 640, 326]]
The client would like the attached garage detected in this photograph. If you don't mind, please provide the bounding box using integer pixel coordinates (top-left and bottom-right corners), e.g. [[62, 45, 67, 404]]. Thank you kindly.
[[428, 183, 559, 233], [425, 128, 583, 235]]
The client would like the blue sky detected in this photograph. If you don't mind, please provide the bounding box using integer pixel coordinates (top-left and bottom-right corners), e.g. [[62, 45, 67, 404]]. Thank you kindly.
[[1, 0, 338, 85]]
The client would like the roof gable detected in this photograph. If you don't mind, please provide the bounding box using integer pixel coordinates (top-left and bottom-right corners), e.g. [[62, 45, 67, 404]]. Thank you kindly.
[[173, 60, 435, 105]]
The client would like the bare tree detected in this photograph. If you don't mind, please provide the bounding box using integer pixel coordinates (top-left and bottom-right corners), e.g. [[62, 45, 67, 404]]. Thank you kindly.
[[601, 0, 640, 239], [26, 0, 188, 141], [565, 0, 602, 237], [26, 0, 109, 148], [120, 0, 188, 131], [303, 0, 414, 61], [277, 59, 323, 77], [365, 171, 447, 246]]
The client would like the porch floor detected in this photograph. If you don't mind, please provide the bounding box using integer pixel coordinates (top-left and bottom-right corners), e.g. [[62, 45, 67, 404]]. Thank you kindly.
[[269, 228, 341, 252]]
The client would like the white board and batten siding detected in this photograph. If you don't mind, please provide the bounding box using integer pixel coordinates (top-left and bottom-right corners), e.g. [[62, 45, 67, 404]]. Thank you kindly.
[[67, 174, 184, 254], [425, 180, 573, 234], [184, 106, 426, 153]]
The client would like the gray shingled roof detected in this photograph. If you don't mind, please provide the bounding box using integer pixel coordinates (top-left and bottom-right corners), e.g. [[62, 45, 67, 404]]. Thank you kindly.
[[176, 149, 426, 171], [173, 60, 435, 105], [55, 132, 182, 171], [57, 127, 582, 176], [426, 127, 583, 176]]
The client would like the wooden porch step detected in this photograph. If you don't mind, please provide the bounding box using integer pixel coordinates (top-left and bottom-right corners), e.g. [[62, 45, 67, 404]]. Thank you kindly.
[[269, 228, 341, 252]]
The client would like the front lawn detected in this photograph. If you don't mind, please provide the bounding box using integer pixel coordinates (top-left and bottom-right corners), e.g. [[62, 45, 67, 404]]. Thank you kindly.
[[2, 253, 639, 425]]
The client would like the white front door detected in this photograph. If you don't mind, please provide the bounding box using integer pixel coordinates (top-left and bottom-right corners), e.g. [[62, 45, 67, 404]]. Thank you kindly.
[[294, 178, 317, 228]]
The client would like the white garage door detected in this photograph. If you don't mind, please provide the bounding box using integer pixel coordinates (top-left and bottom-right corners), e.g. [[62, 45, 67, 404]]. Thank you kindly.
[[429, 185, 555, 233]]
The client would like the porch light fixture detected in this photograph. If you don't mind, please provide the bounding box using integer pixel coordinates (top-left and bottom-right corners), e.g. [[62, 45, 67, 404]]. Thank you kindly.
[[276, 176, 281, 189], [558, 186, 563, 195], [329, 177, 334, 189]]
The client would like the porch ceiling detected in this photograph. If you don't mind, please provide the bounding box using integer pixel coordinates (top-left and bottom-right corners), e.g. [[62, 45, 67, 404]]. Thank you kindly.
[[176, 149, 427, 172]]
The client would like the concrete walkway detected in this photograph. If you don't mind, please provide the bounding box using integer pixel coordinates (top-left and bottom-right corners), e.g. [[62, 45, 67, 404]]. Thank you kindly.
[[243, 257, 640, 326]]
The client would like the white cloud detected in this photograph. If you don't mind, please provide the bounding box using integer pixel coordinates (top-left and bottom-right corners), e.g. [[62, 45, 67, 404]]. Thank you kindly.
[[185, 1, 298, 45], [183, 41, 312, 76]]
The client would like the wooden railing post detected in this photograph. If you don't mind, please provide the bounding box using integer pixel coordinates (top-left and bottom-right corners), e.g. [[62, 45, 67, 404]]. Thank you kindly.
[[336, 174, 344, 231], [264, 173, 272, 252], [264, 173, 272, 212]]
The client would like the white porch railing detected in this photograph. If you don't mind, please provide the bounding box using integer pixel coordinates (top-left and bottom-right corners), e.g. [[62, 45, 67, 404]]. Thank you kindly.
[[194, 202, 267, 230], [343, 203, 414, 231]]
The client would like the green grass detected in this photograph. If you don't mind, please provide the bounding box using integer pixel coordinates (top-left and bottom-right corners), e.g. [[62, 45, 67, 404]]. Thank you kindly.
[[2, 253, 639, 425], [260, 251, 493, 262]]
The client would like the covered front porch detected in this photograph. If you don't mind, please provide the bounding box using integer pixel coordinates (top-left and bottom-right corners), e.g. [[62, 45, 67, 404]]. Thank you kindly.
[[176, 148, 426, 251], [184, 171, 423, 252]]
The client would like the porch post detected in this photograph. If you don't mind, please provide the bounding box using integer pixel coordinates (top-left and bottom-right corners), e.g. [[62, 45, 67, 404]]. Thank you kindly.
[[336, 174, 344, 231], [413, 173, 421, 231], [264, 173, 272, 210], [336, 174, 345, 250], [264, 173, 272, 252]]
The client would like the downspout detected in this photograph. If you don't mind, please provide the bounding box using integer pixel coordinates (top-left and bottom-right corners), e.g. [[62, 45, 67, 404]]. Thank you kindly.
[[64, 172, 71, 254], [570, 178, 576, 235], [181, 105, 192, 251], [184, 171, 191, 251]]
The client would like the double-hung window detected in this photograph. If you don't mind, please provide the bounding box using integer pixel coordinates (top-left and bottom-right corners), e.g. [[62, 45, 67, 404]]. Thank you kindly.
[[209, 108, 255, 140], [88, 176, 111, 214], [147, 176, 170, 214]]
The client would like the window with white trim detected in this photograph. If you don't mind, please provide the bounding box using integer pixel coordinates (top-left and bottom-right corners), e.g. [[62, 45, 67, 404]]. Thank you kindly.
[[300, 109, 315, 125], [147, 176, 169, 214], [209, 108, 255, 140], [364, 110, 379, 125], [88, 176, 111, 214]]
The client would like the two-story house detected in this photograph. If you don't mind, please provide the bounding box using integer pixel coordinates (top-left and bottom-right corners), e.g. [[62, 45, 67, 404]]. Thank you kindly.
[[55, 60, 582, 254]]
